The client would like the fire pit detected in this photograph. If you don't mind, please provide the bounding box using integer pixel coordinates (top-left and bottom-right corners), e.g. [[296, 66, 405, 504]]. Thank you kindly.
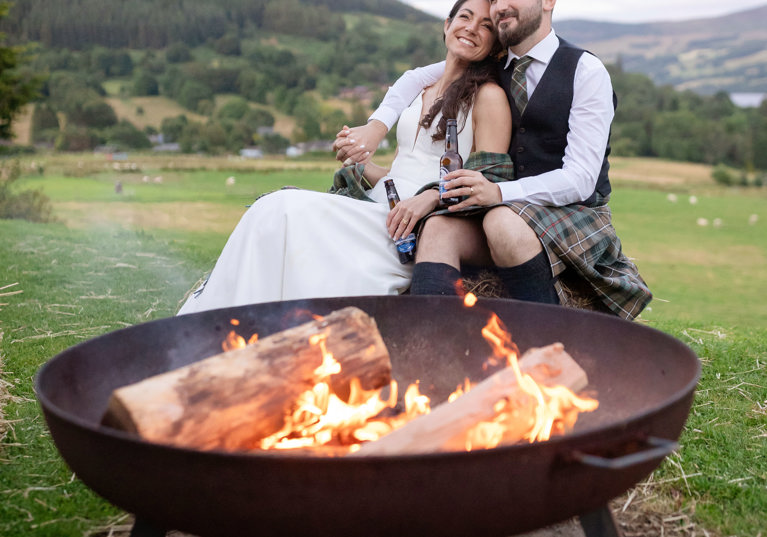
[[36, 296, 700, 537]]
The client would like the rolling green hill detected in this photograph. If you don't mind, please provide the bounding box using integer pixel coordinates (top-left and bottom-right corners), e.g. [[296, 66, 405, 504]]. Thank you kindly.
[[5, 1, 767, 96], [5, 0, 767, 175]]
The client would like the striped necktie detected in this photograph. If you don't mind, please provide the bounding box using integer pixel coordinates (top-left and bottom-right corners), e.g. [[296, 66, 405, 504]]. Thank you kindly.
[[510, 56, 534, 114]]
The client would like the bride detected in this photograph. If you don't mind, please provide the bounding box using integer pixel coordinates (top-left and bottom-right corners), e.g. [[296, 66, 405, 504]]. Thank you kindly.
[[178, 0, 511, 315]]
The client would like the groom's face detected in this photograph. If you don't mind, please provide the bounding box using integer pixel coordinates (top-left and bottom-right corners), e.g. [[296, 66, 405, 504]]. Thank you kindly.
[[488, 0, 543, 48]]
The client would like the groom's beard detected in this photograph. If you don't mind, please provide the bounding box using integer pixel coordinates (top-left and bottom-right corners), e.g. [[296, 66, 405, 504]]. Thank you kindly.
[[496, 5, 543, 48]]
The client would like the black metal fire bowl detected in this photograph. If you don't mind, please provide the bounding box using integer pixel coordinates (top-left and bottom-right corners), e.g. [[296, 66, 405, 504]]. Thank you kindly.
[[36, 295, 700, 537]]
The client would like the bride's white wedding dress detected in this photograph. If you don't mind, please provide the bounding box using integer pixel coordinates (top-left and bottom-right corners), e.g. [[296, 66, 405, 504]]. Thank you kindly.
[[178, 93, 473, 315]]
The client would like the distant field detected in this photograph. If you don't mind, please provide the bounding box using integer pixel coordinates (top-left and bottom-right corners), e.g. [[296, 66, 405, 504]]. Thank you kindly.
[[11, 151, 767, 328], [609, 157, 715, 188]]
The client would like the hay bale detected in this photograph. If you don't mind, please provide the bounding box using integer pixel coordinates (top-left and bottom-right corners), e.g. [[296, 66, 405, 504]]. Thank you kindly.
[[462, 266, 608, 313], [462, 268, 505, 298]]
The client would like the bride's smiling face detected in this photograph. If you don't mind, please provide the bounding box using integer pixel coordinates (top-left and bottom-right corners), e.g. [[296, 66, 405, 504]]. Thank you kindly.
[[443, 0, 498, 64]]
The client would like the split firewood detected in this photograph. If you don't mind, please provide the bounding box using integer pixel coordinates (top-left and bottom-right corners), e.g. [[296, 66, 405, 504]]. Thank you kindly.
[[102, 307, 391, 451], [353, 343, 588, 456]]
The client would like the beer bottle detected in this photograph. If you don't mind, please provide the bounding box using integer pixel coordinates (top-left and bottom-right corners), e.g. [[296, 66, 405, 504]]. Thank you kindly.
[[439, 118, 463, 206], [383, 179, 416, 264]]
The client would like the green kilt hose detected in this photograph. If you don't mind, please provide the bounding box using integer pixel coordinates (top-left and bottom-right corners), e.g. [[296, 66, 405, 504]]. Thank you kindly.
[[416, 151, 652, 320]]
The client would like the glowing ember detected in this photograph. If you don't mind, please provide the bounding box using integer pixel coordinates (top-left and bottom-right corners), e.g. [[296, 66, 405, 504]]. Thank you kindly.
[[222, 319, 258, 351]]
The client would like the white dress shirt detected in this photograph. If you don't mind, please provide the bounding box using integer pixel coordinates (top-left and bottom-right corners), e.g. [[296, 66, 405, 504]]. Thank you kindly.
[[369, 30, 615, 206]]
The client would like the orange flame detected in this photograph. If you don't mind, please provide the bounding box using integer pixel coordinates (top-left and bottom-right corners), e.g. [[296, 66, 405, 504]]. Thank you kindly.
[[222, 330, 246, 351], [248, 310, 597, 455], [221, 319, 258, 351], [465, 314, 599, 447], [258, 335, 431, 453]]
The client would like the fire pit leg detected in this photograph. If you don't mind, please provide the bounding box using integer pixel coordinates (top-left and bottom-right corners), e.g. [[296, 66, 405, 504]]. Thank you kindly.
[[129, 517, 168, 537], [579, 505, 622, 537]]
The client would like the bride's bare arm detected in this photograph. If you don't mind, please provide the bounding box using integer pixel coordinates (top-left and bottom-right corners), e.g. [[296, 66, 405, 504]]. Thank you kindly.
[[360, 148, 399, 187], [472, 82, 512, 154]]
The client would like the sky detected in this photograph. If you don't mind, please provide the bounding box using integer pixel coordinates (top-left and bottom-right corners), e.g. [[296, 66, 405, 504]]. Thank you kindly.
[[401, 0, 767, 23]]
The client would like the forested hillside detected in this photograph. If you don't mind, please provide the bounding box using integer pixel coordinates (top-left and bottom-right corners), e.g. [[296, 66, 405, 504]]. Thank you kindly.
[[3, 0, 767, 177], [6, 0, 446, 155], [1, 0, 435, 49]]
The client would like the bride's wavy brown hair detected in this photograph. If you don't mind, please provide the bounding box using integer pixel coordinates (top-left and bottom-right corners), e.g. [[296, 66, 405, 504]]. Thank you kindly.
[[420, 0, 503, 141]]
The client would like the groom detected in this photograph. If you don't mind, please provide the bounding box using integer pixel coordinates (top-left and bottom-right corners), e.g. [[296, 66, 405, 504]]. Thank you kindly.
[[335, 0, 651, 320]]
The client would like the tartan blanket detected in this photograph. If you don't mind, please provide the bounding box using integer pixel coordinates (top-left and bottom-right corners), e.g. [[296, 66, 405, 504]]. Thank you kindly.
[[419, 151, 653, 320], [328, 163, 375, 202]]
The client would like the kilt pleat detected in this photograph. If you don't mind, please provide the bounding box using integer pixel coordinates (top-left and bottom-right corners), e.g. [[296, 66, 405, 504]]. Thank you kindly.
[[504, 200, 652, 320]]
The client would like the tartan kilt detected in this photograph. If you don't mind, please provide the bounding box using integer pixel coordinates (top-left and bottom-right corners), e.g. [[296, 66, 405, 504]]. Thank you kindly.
[[502, 200, 652, 320], [413, 152, 651, 320]]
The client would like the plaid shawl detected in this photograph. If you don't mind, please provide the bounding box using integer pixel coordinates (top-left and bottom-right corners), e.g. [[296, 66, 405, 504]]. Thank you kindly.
[[328, 163, 375, 202], [419, 151, 653, 320]]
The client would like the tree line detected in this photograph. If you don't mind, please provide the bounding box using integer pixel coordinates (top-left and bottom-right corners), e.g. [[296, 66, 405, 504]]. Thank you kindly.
[[0, 0, 434, 50], [24, 43, 767, 172], [17, 0, 445, 155], [609, 65, 767, 173], [2, 0, 766, 174]]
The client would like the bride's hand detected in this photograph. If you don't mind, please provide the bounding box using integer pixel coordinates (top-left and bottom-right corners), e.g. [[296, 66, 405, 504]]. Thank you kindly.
[[441, 169, 502, 210], [386, 190, 440, 241], [333, 121, 387, 164]]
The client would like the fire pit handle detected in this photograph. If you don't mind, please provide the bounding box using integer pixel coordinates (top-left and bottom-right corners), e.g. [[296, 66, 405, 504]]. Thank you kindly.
[[571, 436, 678, 471]]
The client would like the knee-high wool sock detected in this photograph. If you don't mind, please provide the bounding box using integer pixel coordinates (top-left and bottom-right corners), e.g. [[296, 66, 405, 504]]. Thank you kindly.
[[497, 251, 559, 304], [410, 262, 463, 296]]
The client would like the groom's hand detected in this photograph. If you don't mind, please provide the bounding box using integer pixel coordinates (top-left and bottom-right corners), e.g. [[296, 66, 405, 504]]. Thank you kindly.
[[442, 170, 503, 210]]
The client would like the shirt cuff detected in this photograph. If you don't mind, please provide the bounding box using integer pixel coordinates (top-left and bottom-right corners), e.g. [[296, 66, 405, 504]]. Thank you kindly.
[[498, 180, 526, 202]]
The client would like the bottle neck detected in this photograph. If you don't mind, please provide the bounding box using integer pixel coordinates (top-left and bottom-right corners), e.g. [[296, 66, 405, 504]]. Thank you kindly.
[[384, 180, 399, 208], [445, 122, 458, 152]]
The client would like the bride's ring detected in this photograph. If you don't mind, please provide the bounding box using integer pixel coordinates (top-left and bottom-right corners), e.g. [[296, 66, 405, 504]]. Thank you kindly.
[[402, 219, 409, 225], [470, 187, 474, 194]]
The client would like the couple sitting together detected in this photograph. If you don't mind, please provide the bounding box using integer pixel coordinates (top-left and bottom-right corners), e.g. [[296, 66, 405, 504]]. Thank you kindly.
[[178, 0, 652, 321]]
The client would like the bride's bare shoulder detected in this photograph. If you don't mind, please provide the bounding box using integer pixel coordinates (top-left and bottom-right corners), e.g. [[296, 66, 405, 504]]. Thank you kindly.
[[475, 82, 509, 111]]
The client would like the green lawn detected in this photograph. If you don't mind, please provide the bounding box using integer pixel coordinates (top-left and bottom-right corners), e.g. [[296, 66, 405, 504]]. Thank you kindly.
[[609, 187, 767, 328], [1, 155, 765, 536]]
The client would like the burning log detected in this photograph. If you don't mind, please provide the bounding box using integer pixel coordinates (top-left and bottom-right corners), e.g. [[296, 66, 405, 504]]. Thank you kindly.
[[353, 343, 590, 456], [102, 307, 392, 451]]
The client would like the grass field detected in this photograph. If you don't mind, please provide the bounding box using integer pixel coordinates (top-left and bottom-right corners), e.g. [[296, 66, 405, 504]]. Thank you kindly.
[[1, 153, 765, 536]]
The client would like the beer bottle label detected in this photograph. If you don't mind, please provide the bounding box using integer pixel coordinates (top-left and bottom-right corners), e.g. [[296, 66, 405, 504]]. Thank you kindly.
[[395, 234, 416, 254], [439, 166, 460, 204]]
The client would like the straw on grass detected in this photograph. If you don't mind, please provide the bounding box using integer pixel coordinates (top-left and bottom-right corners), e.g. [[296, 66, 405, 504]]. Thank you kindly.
[[1, 330, 21, 443]]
